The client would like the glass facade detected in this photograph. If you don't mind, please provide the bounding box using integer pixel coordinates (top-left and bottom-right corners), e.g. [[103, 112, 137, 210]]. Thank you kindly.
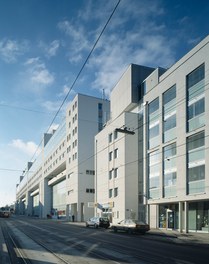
[[187, 131, 205, 194], [159, 204, 179, 229], [149, 150, 160, 199], [52, 180, 66, 218], [32, 194, 40, 216], [163, 143, 177, 197], [148, 98, 160, 149], [187, 64, 205, 132], [188, 201, 209, 232], [163, 85, 176, 142]]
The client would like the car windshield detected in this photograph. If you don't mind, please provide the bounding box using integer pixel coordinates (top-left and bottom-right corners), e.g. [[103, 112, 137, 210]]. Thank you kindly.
[[100, 217, 108, 221]]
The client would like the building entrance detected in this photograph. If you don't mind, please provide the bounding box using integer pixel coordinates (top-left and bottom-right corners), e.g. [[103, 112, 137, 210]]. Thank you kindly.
[[167, 210, 174, 229]]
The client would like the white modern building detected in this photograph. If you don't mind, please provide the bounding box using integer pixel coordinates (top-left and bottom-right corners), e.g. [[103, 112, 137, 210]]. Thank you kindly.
[[16, 35, 209, 233], [16, 94, 110, 222], [95, 36, 209, 233], [95, 64, 155, 224], [143, 36, 209, 233]]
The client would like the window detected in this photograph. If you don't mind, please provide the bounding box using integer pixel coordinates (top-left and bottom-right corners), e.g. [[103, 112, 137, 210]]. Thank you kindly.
[[109, 170, 113, 180], [187, 64, 205, 132], [114, 187, 118, 197], [164, 114, 176, 131], [114, 168, 118, 178], [114, 148, 118, 159], [187, 64, 205, 89], [188, 97, 204, 120], [163, 85, 176, 143], [163, 85, 176, 105], [86, 170, 95, 175], [109, 189, 112, 198], [149, 150, 160, 199], [114, 130, 118, 140], [163, 143, 177, 197], [149, 98, 159, 114], [187, 131, 205, 194], [86, 188, 95, 193], [109, 133, 112, 143], [109, 151, 113, 161], [148, 98, 160, 148]]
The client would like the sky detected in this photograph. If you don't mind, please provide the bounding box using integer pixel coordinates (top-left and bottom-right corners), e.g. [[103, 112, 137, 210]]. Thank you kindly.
[[0, 0, 209, 207]]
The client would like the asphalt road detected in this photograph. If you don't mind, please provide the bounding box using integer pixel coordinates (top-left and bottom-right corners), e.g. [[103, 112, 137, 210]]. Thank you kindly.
[[2, 216, 209, 264]]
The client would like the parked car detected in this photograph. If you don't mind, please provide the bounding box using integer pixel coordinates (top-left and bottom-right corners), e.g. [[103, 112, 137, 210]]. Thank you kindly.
[[0, 210, 10, 218], [111, 219, 150, 234], [86, 217, 110, 229]]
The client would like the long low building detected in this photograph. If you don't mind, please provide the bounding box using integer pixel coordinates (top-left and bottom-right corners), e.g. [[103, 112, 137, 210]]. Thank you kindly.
[[16, 94, 110, 221], [16, 35, 209, 233]]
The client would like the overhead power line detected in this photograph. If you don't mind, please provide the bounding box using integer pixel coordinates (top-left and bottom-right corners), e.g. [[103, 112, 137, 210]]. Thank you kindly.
[[28, 0, 121, 164]]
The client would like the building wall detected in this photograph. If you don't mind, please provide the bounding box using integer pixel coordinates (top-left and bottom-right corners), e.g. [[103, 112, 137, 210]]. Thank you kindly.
[[95, 112, 139, 223], [65, 94, 110, 221], [144, 35, 209, 231], [16, 94, 110, 221]]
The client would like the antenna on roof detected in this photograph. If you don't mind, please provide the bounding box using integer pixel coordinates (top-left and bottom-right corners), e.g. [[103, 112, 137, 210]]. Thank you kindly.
[[102, 89, 105, 100]]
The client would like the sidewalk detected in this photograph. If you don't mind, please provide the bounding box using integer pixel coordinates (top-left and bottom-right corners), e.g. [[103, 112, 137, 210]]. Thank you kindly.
[[147, 228, 209, 247]]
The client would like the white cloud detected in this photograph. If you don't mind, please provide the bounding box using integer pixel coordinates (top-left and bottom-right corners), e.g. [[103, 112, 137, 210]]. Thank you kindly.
[[47, 40, 60, 57], [58, 20, 90, 63], [10, 139, 40, 156], [57, 85, 70, 97], [24, 57, 54, 85], [42, 100, 62, 112], [0, 38, 29, 63], [39, 40, 60, 58], [56, 0, 175, 96]]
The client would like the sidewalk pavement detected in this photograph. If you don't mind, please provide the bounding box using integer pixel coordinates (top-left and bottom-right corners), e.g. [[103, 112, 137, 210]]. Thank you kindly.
[[64, 220, 209, 247], [147, 228, 209, 247]]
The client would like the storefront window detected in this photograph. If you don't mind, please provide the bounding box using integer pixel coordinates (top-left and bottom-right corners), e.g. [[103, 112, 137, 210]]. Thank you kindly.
[[159, 204, 179, 229], [188, 202, 209, 232], [52, 180, 66, 218]]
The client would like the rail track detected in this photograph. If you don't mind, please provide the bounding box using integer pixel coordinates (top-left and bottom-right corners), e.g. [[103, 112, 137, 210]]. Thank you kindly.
[[0, 219, 71, 264], [8, 218, 172, 264]]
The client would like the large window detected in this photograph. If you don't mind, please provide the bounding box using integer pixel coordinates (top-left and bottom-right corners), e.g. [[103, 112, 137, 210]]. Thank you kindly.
[[163, 85, 176, 142], [187, 64, 205, 132], [149, 150, 160, 199], [52, 180, 66, 217], [163, 143, 177, 197], [188, 202, 209, 232], [187, 131, 205, 194], [148, 98, 160, 149]]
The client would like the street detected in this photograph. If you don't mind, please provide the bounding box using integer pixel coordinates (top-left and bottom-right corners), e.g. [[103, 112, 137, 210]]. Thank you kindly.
[[1, 216, 209, 264]]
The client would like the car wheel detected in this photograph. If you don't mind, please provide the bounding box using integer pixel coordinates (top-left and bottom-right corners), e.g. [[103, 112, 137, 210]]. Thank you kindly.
[[86, 223, 89, 227], [128, 229, 133, 234], [113, 227, 117, 233], [94, 224, 98, 228]]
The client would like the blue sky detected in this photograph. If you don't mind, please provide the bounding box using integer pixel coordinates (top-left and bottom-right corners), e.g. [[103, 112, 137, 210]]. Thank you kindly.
[[0, 0, 209, 207]]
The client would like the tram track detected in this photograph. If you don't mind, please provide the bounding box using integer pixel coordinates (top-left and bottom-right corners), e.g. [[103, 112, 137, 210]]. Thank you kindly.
[[3, 217, 205, 264], [1, 219, 73, 264], [11, 218, 173, 264], [1, 219, 31, 264]]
